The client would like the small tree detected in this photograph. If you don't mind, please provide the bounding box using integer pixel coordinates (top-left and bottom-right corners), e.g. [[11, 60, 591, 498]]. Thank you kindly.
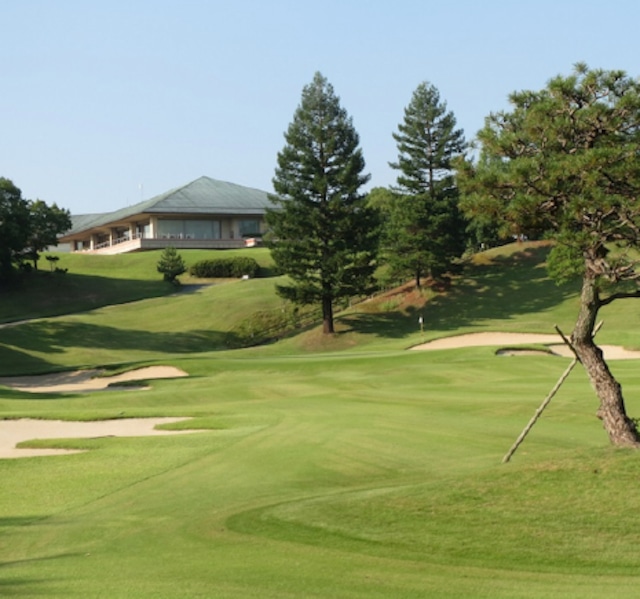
[[157, 246, 186, 285], [26, 200, 72, 270], [457, 64, 640, 447], [387, 82, 467, 288], [45, 255, 60, 272], [266, 72, 379, 334]]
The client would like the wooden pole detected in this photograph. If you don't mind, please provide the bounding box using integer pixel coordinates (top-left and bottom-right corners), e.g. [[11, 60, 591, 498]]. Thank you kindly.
[[501, 322, 603, 464], [502, 358, 578, 463]]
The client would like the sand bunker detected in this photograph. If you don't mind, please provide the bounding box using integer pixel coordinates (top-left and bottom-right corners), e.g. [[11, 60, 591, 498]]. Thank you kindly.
[[411, 332, 640, 360], [0, 366, 188, 394], [0, 417, 202, 459]]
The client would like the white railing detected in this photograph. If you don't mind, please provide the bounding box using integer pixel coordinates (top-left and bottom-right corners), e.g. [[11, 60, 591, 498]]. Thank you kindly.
[[82, 235, 246, 254]]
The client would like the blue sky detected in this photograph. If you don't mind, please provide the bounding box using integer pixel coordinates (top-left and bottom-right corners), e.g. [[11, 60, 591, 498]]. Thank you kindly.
[[3, 0, 640, 214]]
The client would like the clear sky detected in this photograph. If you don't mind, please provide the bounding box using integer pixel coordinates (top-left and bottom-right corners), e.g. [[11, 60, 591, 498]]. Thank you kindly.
[[3, 0, 640, 215]]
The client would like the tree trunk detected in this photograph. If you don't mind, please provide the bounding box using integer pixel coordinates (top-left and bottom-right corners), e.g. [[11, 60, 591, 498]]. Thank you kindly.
[[572, 274, 640, 447], [322, 295, 334, 335]]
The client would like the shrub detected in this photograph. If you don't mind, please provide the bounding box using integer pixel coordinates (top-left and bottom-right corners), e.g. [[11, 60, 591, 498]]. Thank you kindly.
[[226, 303, 322, 348], [157, 246, 187, 285], [189, 256, 260, 279]]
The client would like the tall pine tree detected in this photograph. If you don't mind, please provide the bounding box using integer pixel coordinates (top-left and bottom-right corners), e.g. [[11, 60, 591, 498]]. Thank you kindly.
[[386, 82, 466, 287], [266, 73, 379, 334]]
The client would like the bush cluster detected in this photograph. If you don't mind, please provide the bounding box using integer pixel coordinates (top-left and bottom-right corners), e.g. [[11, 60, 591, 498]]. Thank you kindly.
[[226, 303, 321, 348], [189, 256, 261, 278]]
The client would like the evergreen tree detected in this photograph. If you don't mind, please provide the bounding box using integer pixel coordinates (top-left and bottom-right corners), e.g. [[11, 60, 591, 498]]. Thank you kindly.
[[157, 246, 186, 285], [0, 178, 31, 281], [387, 82, 467, 287], [266, 72, 379, 334], [457, 64, 640, 447]]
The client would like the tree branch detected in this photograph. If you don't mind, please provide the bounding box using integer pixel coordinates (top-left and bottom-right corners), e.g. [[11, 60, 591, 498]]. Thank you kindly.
[[599, 289, 640, 307]]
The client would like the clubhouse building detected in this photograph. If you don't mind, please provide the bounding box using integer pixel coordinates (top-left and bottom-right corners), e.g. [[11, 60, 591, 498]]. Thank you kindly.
[[59, 176, 271, 254]]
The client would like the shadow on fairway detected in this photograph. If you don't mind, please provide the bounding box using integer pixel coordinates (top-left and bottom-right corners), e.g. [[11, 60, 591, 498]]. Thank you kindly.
[[0, 552, 86, 596], [0, 517, 44, 527], [0, 345, 55, 377], [0, 322, 239, 376], [0, 272, 172, 324], [339, 246, 577, 340]]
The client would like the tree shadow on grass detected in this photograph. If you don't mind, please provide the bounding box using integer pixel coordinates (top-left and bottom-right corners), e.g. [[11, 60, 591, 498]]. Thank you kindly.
[[0, 552, 84, 596], [0, 272, 174, 324], [0, 322, 240, 376], [339, 245, 578, 340], [339, 308, 423, 339]]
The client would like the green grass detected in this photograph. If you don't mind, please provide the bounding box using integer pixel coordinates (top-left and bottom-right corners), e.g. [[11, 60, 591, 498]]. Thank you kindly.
[[0, 248, 274, 323], [2, 242, 640, 598]]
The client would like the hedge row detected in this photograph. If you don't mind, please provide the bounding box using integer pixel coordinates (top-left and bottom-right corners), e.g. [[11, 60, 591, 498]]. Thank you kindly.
[[189, 256, 261, 278]]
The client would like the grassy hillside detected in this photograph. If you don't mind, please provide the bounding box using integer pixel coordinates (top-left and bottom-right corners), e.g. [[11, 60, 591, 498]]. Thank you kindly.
[[2, 242, 640, 598], [0, 248, 275, 323], [3, 241, 639, 374]]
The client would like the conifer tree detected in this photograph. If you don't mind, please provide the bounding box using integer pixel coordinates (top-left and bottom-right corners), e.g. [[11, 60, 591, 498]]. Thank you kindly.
[[457, 64, 640, 447], [157, 246, 186, 285], [266, 73, 379, 334], [386, 82, 466, 287]]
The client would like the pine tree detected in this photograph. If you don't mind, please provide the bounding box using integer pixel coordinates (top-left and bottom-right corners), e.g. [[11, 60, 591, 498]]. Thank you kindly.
[[157, 246, 186, 285], [457, 64, 640, 447], [266, 72, 379, 334], [387, 82, 466, 287]]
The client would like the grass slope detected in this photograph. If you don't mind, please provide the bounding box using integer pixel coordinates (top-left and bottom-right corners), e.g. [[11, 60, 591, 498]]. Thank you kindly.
[[0, 248, 274, 323], [1, 242, 640, 598]]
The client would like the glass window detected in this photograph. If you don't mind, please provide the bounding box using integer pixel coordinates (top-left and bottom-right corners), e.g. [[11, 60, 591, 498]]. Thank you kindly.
[[185, 220, 221, 239], [157, 219, 221, 239], [157, 220, 184, 239], [238, 219, 261, 238]]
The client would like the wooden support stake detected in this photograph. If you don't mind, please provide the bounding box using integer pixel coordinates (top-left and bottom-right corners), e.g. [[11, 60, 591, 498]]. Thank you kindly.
[[502, 358, 578, 463], [501, 322, 603, 464]]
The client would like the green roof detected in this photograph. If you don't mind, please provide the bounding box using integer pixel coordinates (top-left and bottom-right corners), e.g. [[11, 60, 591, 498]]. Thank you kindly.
[[64, 176, 272, 235]]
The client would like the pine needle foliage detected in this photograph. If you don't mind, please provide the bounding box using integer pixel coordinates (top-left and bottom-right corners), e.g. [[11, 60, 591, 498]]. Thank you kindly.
[[386, 82, 467, 287], [457, 64, 640, 447], [156, 246, 187, 285], [266, 72, 379, 334]]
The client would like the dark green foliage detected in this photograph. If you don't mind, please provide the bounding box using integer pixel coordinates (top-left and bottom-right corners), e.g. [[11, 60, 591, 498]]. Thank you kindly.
[[189, 256, 260, 278], [45, 255, 60, 272], [156, 246, 187, 284], [386, 82, 467, 287], [24, 199, 72, 270], [266, 72, 379, 334], [0, 178, 71, 282], [457, 64, 640, 295], [0, 178, 31, 281], [227, 303, 320, 348], [456, 64, 640, 447]]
